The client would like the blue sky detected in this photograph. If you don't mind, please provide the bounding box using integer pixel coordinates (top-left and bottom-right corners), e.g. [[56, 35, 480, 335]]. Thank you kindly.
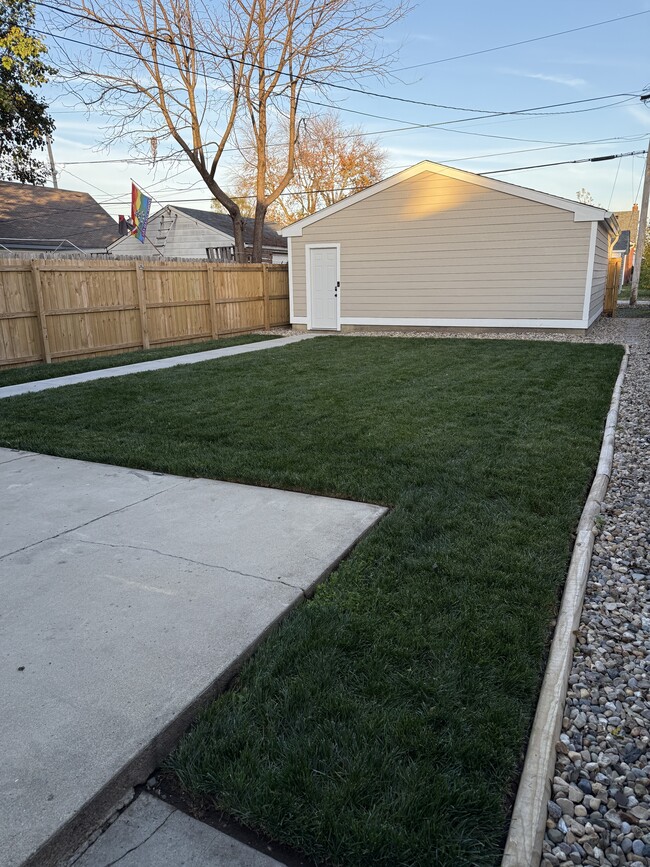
[[37, 1, 650, 219]]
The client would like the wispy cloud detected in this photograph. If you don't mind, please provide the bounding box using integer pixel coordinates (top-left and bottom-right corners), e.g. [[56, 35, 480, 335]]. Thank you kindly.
[[499, 67, 586, 88], [384, 32, 440, 45], [626, 104, 650, 125]]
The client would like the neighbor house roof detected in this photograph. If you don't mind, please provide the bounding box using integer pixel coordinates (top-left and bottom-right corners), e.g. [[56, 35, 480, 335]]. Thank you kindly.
[[0, 181, 120, 251], [282, 161, 617, 237], [614, 208, 640, 242], [174, 207, 287, 249], [613, 229, 631, 254]]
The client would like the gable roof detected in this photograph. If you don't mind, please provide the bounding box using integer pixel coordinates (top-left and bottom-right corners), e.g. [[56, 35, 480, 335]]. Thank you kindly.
[[282, 161, 616, 237], [0, 181, 119, 251], [173, 207, 287, 249]]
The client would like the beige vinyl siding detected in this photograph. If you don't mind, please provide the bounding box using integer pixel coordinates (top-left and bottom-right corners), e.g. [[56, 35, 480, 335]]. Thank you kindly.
[[291, 171, 592, 322], [588, 222, 610, 323]]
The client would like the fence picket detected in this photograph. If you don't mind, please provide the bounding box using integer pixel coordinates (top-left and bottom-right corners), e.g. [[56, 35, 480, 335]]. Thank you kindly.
[[0, 259, 289, 368], [29, 261, 51, 364]]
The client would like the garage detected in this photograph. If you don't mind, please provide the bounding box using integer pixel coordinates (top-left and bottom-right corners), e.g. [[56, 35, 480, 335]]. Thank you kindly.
[[283, 161, 617, 332]]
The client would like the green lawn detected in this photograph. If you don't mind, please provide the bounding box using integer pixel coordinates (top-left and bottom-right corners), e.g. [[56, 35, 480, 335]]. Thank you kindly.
[[0, 337, 623, 866], [0, 334, 274, 387], [618, 284, 650, 300], [617, 305, 650, 318]]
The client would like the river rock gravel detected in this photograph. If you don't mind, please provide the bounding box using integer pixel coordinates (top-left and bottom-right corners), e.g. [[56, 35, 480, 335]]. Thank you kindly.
[[539, 315, 650, 867]]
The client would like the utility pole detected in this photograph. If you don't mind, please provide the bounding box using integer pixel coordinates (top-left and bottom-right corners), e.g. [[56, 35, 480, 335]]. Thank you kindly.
[[630, 93, 650, 306], [46, 137, 58, 189]]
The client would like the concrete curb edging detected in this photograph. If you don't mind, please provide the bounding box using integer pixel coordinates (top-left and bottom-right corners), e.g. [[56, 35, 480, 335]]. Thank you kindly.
[[501, 345, 630, 867]]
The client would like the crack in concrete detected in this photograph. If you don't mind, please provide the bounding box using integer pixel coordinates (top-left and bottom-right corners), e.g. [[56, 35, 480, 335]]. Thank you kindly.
[[70, 536, 303, 593], [101, 807, 177, 867], [0, 451, 33, 465], [0, 482, 185, 562]]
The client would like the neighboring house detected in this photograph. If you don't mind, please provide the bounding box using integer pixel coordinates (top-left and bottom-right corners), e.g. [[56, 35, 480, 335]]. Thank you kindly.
[[613, 205, 640, 283], [611, 230, 630, 290], [282, 161, 618, 333], [109, 205, 288, 263], [0, 181, 119, 254]]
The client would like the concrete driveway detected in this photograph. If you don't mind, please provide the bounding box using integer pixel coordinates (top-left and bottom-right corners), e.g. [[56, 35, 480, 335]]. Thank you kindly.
[[0, 449, 385, 867]]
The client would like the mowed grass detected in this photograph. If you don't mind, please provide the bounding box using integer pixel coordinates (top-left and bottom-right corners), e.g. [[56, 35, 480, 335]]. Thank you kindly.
[[0, 337, 623, 866], [617, 305, 650, 318], [0, 333, 273, 387]]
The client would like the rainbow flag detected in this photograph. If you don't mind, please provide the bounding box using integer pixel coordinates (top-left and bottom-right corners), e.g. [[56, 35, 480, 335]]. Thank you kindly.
[[131, 183, 152, 243]]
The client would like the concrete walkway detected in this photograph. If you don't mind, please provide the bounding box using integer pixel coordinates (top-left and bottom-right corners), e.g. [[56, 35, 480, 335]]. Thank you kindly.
[[73, 792, 284, 867], [1, 449, 385, 867], [0, 334, 316, 400]]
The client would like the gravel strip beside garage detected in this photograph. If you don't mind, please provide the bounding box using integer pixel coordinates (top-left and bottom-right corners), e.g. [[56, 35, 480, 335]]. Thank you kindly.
[[259, 316, 638, 346], [540, 319, 650, 867]]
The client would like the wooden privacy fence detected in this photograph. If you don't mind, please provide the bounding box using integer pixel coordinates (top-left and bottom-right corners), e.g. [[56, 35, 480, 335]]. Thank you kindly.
[[603, 258, 621, 317], [0, 258, 289, 368]]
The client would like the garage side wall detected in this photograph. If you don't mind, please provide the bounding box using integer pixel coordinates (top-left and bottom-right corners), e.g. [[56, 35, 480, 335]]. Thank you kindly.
[[588, 222, 610, 325], [290, 171, 592, 327]]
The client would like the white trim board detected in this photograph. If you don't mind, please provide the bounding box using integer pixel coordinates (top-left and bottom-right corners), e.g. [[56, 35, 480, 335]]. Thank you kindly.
[[291, 316, 589, 330], [338, 317, 588, 330], [287, 237, 295, 322], [582, 221, 599, 325], [282, 161, 615, 237], [305, 243, 341, 331]]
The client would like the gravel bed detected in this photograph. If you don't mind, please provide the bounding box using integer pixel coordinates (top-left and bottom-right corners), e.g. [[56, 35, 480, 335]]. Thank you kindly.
[[258, 316, 637, 345], [539, 318, 650, 867], [263, 316, 649, 867]]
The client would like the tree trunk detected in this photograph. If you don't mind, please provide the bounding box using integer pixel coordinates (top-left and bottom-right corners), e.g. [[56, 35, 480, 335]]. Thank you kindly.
[[230, 213, 247, 262], [251, 201, 267, 263]]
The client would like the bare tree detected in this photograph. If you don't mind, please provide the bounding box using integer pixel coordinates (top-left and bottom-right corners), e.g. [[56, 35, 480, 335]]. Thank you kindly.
[[53, 0, 409, 260], [227, 111, 386, 225], [576, 188, 596, 206]]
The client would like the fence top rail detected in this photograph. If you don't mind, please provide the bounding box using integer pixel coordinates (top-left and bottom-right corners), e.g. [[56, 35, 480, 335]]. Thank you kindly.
[[0, 257, 288, 272]]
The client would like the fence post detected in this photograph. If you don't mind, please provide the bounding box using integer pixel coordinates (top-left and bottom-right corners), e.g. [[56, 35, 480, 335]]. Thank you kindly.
[[206, 264, 220, 338], [262, 264, 270, 330], [30, 260, 51, 363], [135, 262, 150, 348]]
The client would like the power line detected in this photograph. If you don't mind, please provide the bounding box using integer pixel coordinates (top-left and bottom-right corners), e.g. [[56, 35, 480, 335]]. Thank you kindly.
[[97, 152, 650, 205], [50, 133, 650, 179], [634, 167, 645, 203], [2, 149, 641, 225], [300, 96, 643, 142], [387, 10, 650, 74], [38, 24, 643, 168], [481, 150, 647, 176], [608, 156, 623, 210], [58, 136, 650, 204], [35, 2, 642, 117]]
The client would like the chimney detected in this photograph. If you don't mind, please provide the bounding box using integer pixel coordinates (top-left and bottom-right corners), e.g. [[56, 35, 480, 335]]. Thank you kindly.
[[633, 203, 639, 212]]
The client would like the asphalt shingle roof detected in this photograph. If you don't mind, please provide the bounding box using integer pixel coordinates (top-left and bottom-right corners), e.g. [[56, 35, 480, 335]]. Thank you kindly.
[[614, 209, 640, 240], [0, 182, 119, 251], [174, 206, 287, 249], [613, 229, 631, 253]]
